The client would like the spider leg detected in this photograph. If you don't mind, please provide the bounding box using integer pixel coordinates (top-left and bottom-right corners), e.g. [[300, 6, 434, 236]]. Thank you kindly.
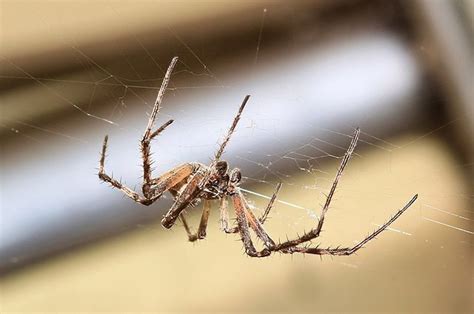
[[214, 95, 250, 161], [179, 199, 211, 242], [258, 182, 283, 224], [219, 183, 282, 234], [197, 199, 212, 239], [179, 213, 197, 241], [141, 57, 178, 198], [233, 190, 276, 249], [161, 169, 207, 229], [219, 197, 239, 233], [272, 128, 360, 251], [232, 192, 271, 258], [143, 57, 178, 138], [98, 58, 187, 206], [99, 135, 149, 204], [99, 135, 196, 205], [141, 119, 174, 198], [146, 163, 196, 203], [277, 194, 418, 255]]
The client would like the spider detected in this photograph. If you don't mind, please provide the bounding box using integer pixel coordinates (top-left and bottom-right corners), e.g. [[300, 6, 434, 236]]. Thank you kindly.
[[98, 56, 418, 258]]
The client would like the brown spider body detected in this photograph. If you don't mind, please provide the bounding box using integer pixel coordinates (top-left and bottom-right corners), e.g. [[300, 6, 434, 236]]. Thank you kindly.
[[171, 161, 235, 200], [158, 161, 241, 229], [98, 57, 418, 258]]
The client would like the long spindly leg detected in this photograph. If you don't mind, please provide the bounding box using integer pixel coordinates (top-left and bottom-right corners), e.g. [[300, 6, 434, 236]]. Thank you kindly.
[[214, 95, 250, 161], [161, 169, 207, 229], [99, 135, 194, 205], [141, 57, 178, 198], [179, 213, 197, 241], [219, 198, 238, 234], [259, 182, 283, 224], [232, 193, 271, 258], [234, 190, 276, 249], [197, 199, 212, 239], [146, 163, 196, 203], [219, 183, 282, 234], [179, 200, 212, 242], [99, 135, 148, 204], [278, 194, 418, 255], [141, 119, 174, 198], [272, 128, 360, 251]]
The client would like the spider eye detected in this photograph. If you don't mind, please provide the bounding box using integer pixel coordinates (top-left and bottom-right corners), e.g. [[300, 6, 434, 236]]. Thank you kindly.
[[215, 161, 228, 176], [230, 168, 241, 184]]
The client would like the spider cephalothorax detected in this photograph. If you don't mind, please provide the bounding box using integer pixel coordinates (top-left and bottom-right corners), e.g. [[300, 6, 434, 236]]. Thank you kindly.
[[202, 161, 242, 197], [98, 57, 418, 258]]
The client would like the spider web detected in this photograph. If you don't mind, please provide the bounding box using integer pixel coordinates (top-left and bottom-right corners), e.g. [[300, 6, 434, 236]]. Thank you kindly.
[[0, 2, 472, 268]]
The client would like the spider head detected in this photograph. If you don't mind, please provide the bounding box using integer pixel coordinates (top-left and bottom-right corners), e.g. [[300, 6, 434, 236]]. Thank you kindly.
[[229, 168, 242, 185], [203, 160, 230, 198], [220, 168, 241, 195], [213, 160, 229, 177]]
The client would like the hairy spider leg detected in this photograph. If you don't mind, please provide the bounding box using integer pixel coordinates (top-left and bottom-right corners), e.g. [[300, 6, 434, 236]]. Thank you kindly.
[[98, 135, 195, 205], [219, 198, 238, 233], [146, 163, 196, 202], [272, 128, 361, 251], [214, 95, 250, 162], [141, 119, 174, 198], [226, 127, 418, 257], [225, 128, 418, 257], [223, 125, 356, 256], [259, 182, 283, 224], [172, 95, 253, 239], [99, 57, 202, 207], [141, 57, 178, 198], [180, 179, 279, 242], [98, 135, 149, 204], [219, 182, 282, 234], [235, 190, 275, 249], [280, 194, 418, 256], [232, 191, 272, 257], [179, 199, 212, 242], [161, 167, 208, 229], [197, 199, 212, 238]]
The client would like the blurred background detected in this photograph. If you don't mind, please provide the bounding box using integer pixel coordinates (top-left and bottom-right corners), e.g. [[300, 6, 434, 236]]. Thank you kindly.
[[0, 0, 472, 312]]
